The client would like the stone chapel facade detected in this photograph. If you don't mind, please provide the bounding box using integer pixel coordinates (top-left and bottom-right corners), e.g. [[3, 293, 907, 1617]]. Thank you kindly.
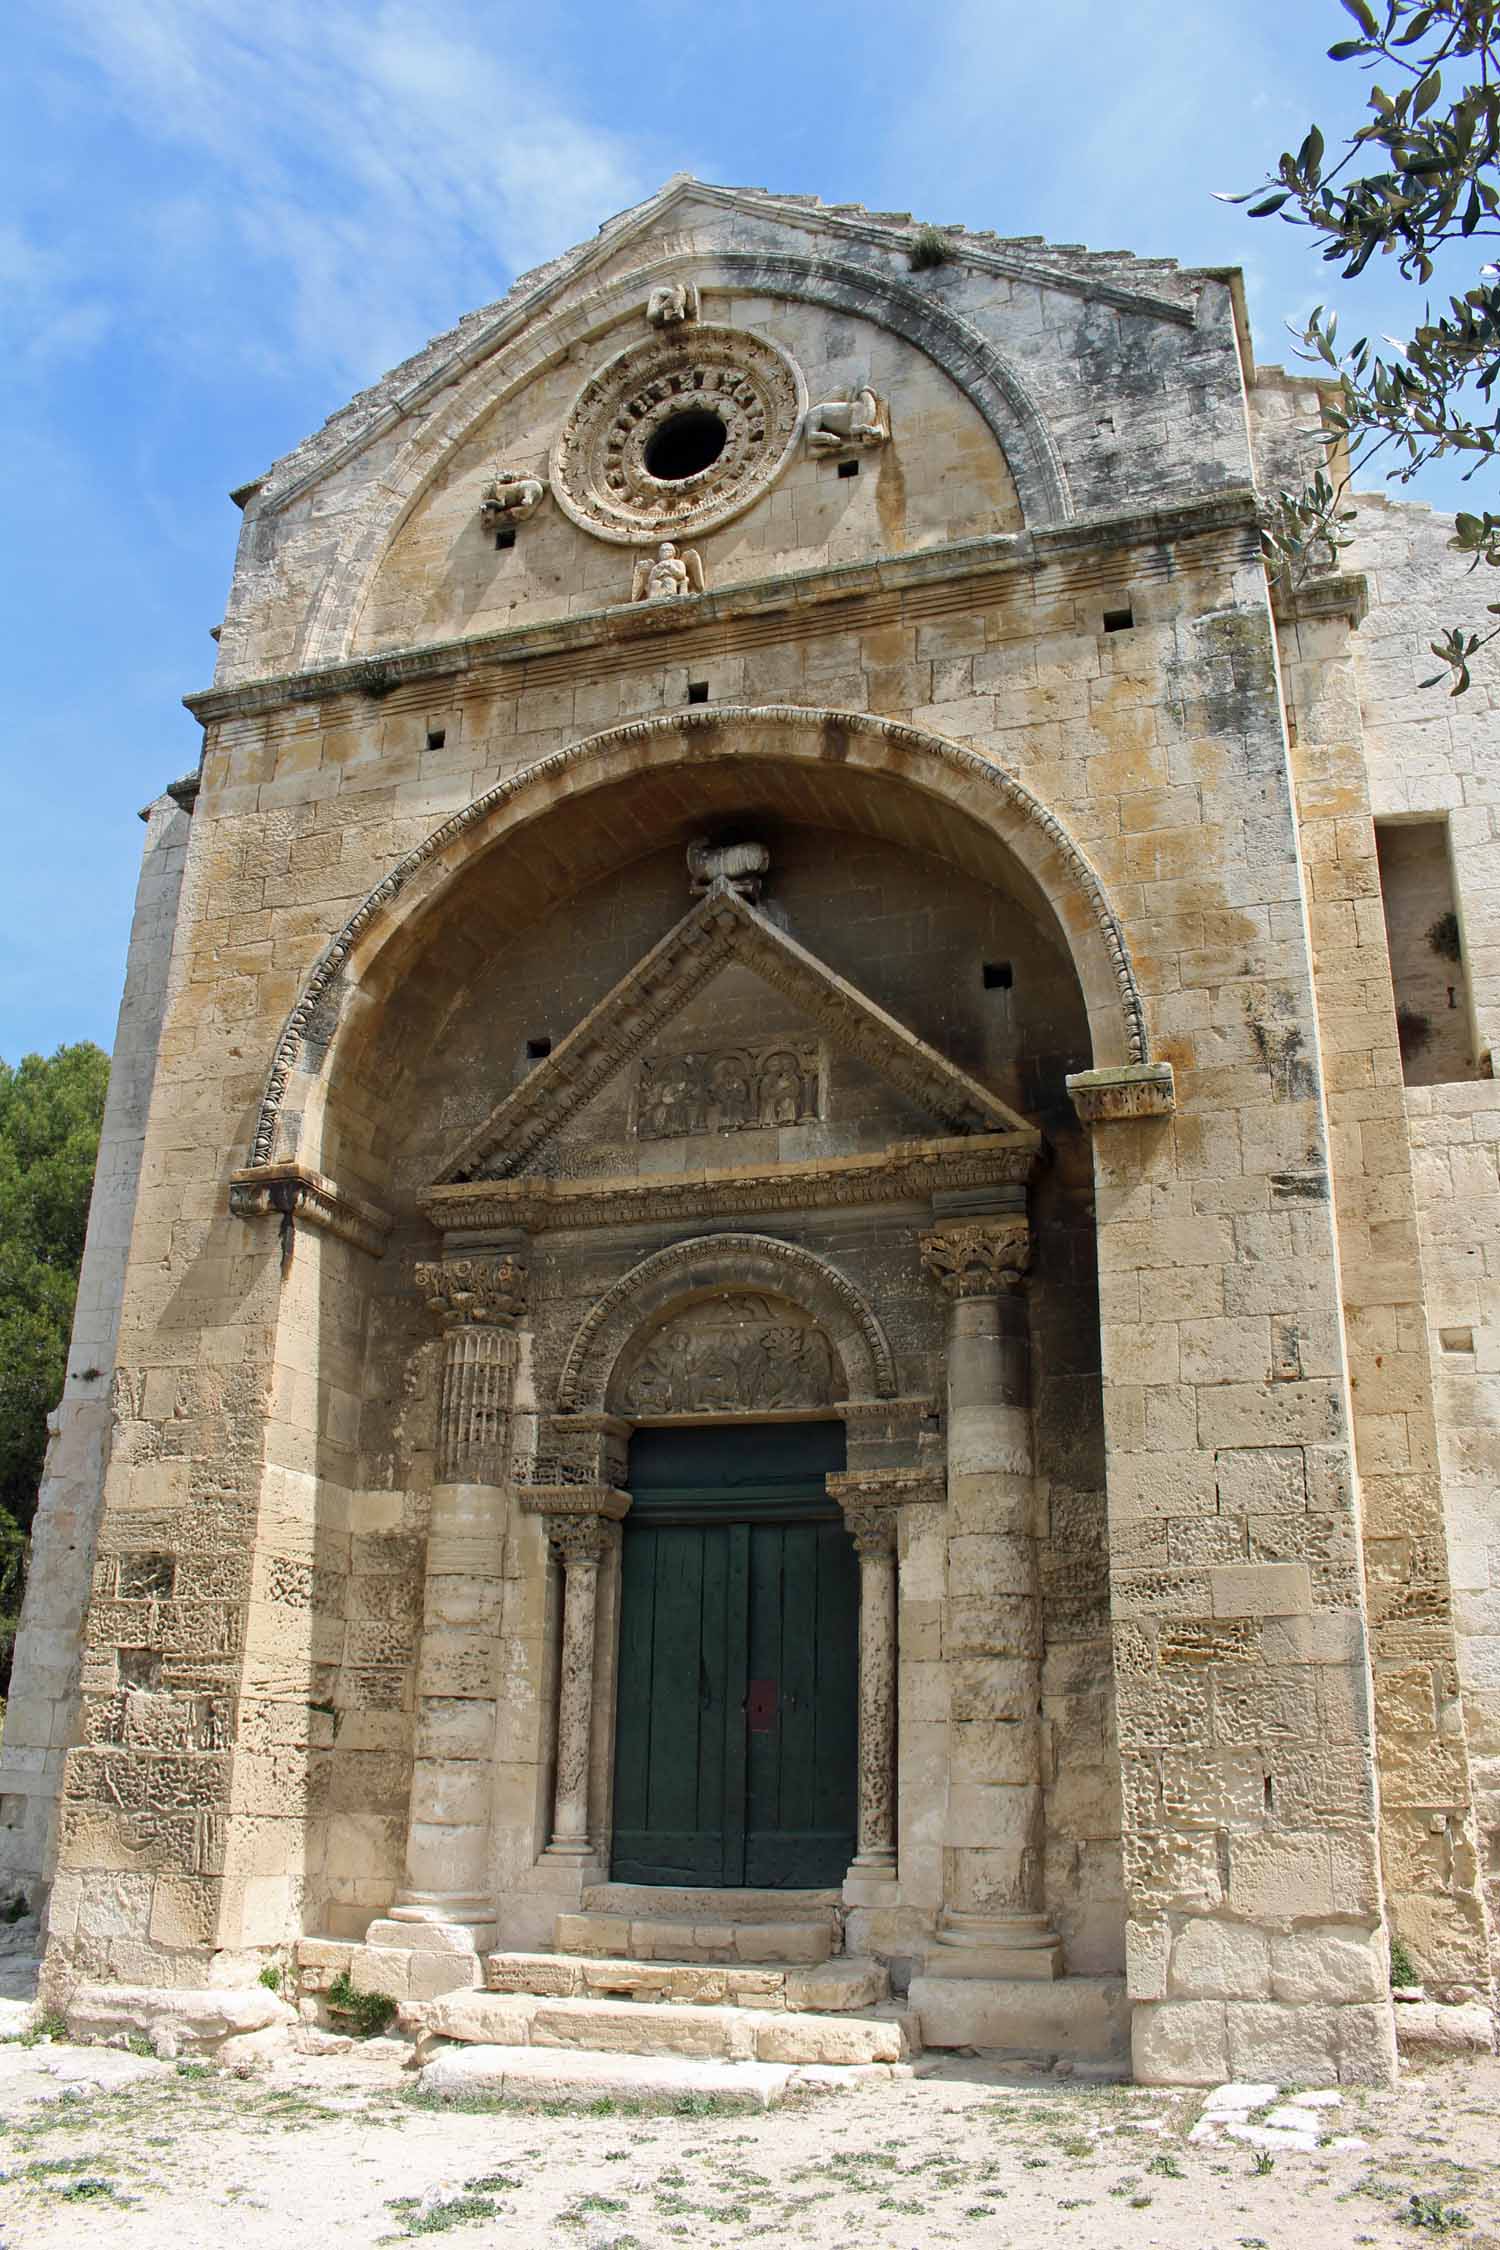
[[7, 179, 1500, 2086]]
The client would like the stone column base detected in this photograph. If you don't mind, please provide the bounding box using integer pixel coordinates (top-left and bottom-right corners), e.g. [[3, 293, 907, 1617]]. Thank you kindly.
[[910, 1972, 1128, 2062], [926, 1909, 1063, 1980]]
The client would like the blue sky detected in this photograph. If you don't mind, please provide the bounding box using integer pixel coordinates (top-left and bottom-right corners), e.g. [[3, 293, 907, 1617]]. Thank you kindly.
[[1, 0, 1486, 1060]]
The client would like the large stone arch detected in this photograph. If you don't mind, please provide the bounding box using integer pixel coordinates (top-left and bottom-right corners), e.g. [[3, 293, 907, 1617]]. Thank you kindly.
[[293, 248, 1073, 669], [556, 1233, 898, 1414], [246, 705, 1150, 1174]]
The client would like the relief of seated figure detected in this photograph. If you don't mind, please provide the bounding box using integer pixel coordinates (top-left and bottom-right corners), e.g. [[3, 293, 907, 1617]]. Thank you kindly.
[[805, 382, 889, 454], [631, 540, 706, 602]]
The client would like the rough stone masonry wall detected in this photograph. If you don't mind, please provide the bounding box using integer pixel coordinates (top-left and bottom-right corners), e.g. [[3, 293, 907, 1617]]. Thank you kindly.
[[1278, 589, 1490, 1990], [0, 796, 191, 1908], [1348, 493, 1500, 1961]]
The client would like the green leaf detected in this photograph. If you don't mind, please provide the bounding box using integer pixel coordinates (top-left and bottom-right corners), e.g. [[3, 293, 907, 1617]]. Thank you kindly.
[[1340, 0, 1378, 34], [1412, 69, 1442, 120], [1248, 191, 1293, 217], [1328, 39, 1369, 60]]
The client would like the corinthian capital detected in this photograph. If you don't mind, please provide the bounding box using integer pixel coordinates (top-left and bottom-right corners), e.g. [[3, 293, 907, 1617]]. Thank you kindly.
[[416, 1254, 529, 1329], [919, 1219, 1032, 1300]]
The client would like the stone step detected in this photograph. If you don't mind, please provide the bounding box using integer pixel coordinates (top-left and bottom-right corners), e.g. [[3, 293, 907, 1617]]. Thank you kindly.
[[417, 2044, 905, 2109], [557, 1909, 834, 1964], [405, 1986, 913, 2068], [485, 1950, 888, 2013], [584, 1884, 842, 1922]]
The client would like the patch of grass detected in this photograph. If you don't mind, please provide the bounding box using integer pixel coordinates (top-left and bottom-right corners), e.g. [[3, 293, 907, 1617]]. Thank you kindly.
[[59, 2177, 124, 2204], [909, 225, 950, 271], [1252, 2150, 1277, 2176], [327, 1969, 397, 2039], [257, 1963, 281, 1993], [19, 2008, 67, 2047], [1390, 1934, 1420, 1988], [1148, 2154, 1185, 2178], [126, 2031, 154, 2057], [1402, 2194, 1471, 2232]]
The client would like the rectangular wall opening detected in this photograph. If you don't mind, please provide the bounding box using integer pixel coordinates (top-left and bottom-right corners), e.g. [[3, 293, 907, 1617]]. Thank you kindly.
[[1375, 817, 1480, 1086]]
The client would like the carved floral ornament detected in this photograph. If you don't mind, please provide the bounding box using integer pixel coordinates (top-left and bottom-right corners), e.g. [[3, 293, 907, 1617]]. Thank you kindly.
[[415, 1254, 529, 1328], [919, 1219, 1033, 1299]]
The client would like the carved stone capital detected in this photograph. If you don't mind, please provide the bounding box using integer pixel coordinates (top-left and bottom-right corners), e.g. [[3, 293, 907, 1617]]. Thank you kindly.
[[417, 1254, 529, 1329], [919, 1219, 1032, 1300], [545, 1514, 619, 1569], [840, 1499, 899, 1558]]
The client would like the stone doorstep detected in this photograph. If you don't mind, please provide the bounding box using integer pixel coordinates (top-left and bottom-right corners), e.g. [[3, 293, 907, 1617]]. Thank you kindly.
[[405, 1987, 914, 2067], [556, 1911, 833, 1964], [416, 2043, 908, 2110], [486, 1950, 887, 2013]]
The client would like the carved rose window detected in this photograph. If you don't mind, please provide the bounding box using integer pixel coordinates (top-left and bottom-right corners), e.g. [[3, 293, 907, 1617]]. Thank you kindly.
[[550, 326, 807, 545]]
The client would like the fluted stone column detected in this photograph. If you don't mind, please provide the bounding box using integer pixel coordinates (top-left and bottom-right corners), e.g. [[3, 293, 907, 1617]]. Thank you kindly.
[[843, 1499, 899, 1881], [920, 1217, 1061, 1980], [541, 1514, 619, 1862], [383, 1253, 527, 1950]]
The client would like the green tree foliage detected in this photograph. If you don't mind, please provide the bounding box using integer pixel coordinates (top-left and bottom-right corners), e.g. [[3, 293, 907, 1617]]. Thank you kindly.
[[0, 1045, 109, 1569], [1222, 1, 1500, 690]]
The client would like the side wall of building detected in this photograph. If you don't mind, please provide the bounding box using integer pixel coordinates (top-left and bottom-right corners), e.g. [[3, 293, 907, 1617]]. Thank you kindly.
[[0, 796, 193, 1903]]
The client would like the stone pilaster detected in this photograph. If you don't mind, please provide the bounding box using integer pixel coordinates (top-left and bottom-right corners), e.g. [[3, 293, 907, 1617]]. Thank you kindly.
[[919, 1217, 1062, 1980], [381, 1253, 527, 1952]]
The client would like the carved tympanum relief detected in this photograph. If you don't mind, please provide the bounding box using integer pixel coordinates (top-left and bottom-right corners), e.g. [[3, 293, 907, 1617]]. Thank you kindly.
[[635, 1036, 822, 1139], [647, 282, 700, 328], [805, 383, 889, 455], [630, 541, 705, 602], [614, 1294, 836, 1417], [549, 325, 807, 544], [686, 837, 769, 901], [480, 470, 547, 529]]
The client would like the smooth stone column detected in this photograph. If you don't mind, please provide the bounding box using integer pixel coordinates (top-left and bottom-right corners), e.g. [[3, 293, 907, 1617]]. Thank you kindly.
[[920, 1217, 1061, 1980], [541, 1514, 616, 1862], [844, 1500, 899, 1881], [385, 1254, 527, 1949]]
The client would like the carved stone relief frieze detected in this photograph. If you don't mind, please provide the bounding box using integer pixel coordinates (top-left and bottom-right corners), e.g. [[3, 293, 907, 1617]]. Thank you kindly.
[[634, 1035, 822, 1140], [614, 1295, 836, 1417]]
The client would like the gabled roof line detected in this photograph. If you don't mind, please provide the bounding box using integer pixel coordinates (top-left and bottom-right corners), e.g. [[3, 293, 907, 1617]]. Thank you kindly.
[[436, 877, 1034, 1187], [247, 176, 1200, 519]]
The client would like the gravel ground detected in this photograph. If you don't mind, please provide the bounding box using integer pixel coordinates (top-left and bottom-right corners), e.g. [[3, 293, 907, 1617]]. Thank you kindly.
[[1, 2029, 1499, 2249]]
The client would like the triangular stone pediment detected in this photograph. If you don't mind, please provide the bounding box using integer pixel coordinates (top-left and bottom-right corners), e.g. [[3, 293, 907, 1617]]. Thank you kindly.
[[435, 880, 1034, 1186]]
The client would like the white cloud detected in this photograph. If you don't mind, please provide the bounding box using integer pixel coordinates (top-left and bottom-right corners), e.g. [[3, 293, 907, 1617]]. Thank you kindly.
[[31, 0, 681, 387]]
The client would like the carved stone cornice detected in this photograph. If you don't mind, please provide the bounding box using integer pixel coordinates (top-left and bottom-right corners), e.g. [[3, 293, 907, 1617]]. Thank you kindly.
[[1269, 568, 1369, 632], [1065, 1062, 1176, 1124], [919, 1219, 1033, 1299], [229, 1163, 393, 1258], [416, 1254, 529, 1329], [518, 1484, 632, 1523], [423, 1135, 1042, 1242], [436, 882, 1034, 1187], [827, 1466, 946, 1511]]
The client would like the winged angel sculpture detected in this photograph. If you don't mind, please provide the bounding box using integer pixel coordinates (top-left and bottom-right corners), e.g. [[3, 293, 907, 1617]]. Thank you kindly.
[[632, 541, 706, 602]]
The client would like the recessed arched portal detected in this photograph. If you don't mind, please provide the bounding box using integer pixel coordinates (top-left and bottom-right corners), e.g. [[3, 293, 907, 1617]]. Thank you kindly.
[[247, 705, 1151, 1187]]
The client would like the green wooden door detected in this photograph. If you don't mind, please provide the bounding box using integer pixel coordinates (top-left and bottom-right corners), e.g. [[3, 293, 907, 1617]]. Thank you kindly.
[[611, 1423, 858, 1888]]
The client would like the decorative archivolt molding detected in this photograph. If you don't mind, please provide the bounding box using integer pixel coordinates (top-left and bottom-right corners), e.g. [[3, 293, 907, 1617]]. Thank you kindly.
[[555, 1233, 898, 1414], [244, 706, 1150, 1173]]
